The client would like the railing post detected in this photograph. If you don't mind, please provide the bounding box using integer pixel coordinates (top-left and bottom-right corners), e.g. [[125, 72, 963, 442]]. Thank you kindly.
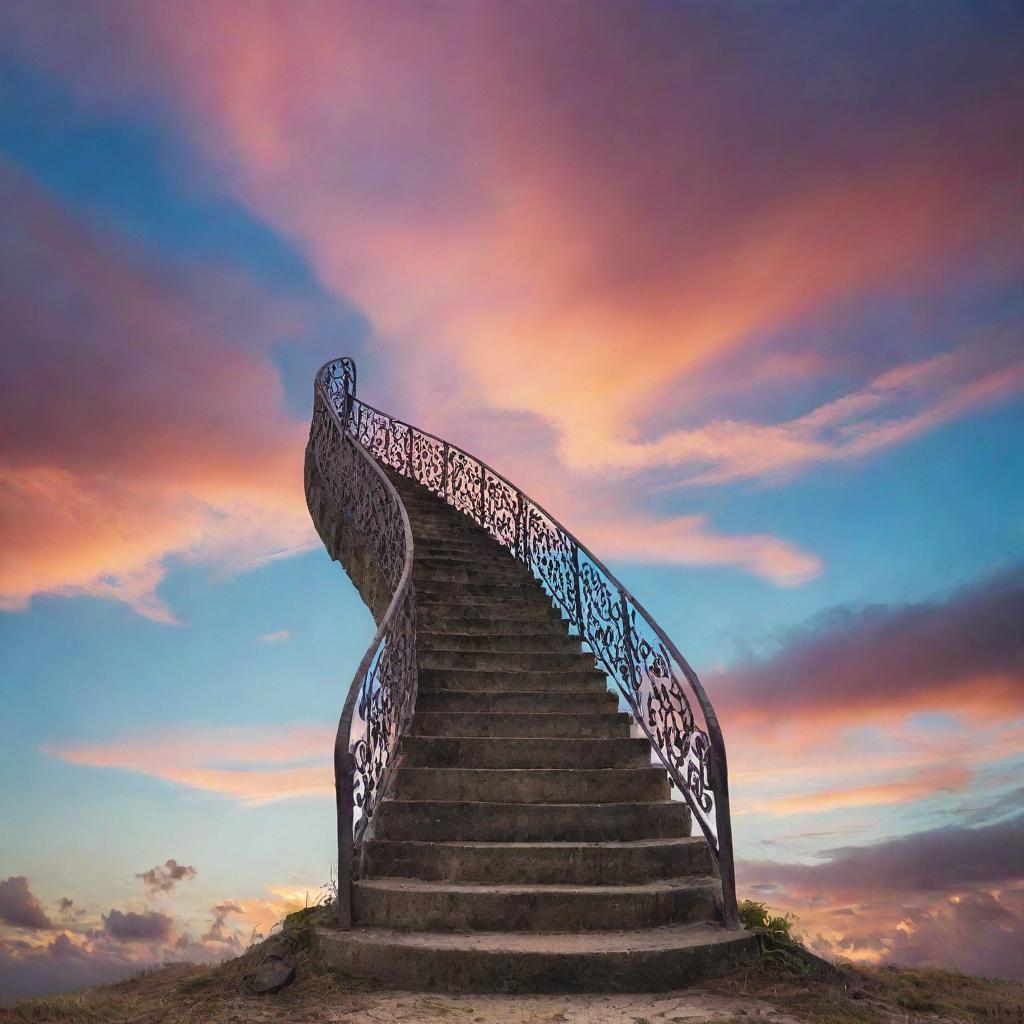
[[334, 746, 355, 930], [709, 742, 740, 929], [441, 442, 449, 502], [478, 462, 486, 527], [515, 490, 525, 561], [407, 425, 414, 479]]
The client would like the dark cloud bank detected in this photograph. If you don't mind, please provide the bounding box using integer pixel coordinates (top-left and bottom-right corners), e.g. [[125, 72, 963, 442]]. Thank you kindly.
[[715, 565, 1024, 723]]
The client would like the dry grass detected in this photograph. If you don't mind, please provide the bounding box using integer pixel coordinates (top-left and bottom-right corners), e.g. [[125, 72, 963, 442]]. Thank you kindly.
[[700, 953, 1024, 1024], [859, 965, 1024, 1023]]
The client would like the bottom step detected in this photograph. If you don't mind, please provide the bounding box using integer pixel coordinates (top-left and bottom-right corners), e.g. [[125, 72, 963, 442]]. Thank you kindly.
[[315, 923, 756, 993]]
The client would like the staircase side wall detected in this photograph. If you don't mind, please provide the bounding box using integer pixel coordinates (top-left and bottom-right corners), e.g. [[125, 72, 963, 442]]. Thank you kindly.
[[304, 441, 393, 623]]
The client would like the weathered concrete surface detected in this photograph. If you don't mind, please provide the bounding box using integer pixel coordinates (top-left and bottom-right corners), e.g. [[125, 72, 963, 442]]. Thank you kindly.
[[317, 989, 804, 1023], [317, 924, 756, 993], [360, 837, 716, 885]]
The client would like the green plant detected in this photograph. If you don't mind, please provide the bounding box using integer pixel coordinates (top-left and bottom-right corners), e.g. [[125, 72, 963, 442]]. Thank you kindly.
[[738, 899, 808, 972], [738, 899, 798, 942]]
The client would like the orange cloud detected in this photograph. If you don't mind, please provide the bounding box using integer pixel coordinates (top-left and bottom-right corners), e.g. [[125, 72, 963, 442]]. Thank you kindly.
[[572, 344, 1024, 481], [582, 512, 821, 587], [751, 766, 974, 816], [96, 3, 1020, 483], [6, 0, 1015, 516], [46, 725, 334, 804], [2, 4, 1021, 611]]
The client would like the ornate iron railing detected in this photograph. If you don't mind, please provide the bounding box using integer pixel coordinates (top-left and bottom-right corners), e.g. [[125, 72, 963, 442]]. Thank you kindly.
[[307, 356, 739, 930], [305, 358, 416, 928]]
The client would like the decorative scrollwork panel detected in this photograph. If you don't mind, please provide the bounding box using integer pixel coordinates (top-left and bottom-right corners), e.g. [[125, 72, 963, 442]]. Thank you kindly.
[[350, 594, 416, 837], [412, 433, 446, 492], [306, 381, 416, 857], [447, 447, 482, 520], [525, 506, 578, 626], [577, 554, 629, 686], [483, 471, 519, 555]]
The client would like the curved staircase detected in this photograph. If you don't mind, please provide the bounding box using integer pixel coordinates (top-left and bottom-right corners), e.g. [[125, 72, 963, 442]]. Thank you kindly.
[[306, 360, 753, 991]]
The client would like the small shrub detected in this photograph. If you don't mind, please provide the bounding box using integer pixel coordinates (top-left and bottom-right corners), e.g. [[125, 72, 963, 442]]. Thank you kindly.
[[738, 899, 808, 972]]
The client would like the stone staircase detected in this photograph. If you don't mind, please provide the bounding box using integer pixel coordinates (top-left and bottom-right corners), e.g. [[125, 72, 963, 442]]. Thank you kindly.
[[316, 471, 754, 990]]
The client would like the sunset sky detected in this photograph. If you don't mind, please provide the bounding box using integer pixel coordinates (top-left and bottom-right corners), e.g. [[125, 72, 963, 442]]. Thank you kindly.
[[1, 1, 1022, 1000]]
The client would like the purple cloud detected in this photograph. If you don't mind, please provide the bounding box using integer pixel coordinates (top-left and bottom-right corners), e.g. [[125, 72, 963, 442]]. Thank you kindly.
[[0, 877, 52, 930]]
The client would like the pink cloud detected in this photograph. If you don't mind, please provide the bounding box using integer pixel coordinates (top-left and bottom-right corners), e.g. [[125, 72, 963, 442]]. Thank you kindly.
[[750, 766, 974, 816], [45, 724, 334, 804], [708, 570, 1023, 852], [739, 816, 1024, 979], [0, 162, 317, 621], [2, 3, 1020, 603], [712, 567, 1024, 734], [582, 513, 821, 587], [570, 343, 1024, 481]]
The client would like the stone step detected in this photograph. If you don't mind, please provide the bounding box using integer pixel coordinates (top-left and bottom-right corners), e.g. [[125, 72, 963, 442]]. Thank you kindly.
[[412, 536, 509, 556], [417, 610, 566, 633], [361, 837, 716, 885], [419, 631, 581, 654], [414, 567, 530, 586], [399, 493, 479, 513], [415, 553, 531, 573], [393, 767, 669, 804], [371, 800, 691, 842], [412, 710, 630, 739], [415, 579, 547, 601], [398, 736, 652, 769], [409, 528, 489, 544], [403, 500, 464, 515], [419, 666, 608, 689], [416, 596, 559, 619], [415, 690, 617, 715], [352, 876, 719, 933], [316, 923, 755, 993], [418, 649, 596, 672], [418, 672, 606, 694], [331, 464, 736, 990]]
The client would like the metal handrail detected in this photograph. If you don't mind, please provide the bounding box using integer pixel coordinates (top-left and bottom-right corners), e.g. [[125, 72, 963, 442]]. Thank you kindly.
[[307, 356, 739, 930], [305, 359, 416, 928]]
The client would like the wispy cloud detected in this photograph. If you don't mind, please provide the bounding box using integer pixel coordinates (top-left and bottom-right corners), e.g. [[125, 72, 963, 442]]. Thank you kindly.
[[571, 344, 1024, 482], [45, 725, 334, 804], [751, 766, 973, 816], [583, 512, 821, 586], [257, 629, 291, 644], [716, 569, 1024, 857]]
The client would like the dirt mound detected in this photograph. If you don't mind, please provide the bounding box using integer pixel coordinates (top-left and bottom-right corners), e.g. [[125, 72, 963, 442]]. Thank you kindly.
[[2, 910, 1021, 1024]]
